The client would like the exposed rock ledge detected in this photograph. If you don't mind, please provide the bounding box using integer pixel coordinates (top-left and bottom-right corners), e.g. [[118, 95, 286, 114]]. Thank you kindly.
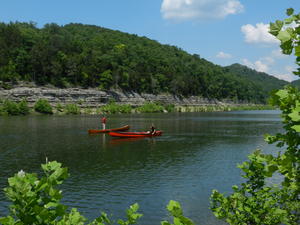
[[0, 86, 235, 108]]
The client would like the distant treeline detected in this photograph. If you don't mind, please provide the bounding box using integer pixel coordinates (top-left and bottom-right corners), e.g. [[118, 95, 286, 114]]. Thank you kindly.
[[0, 22, 289, 103], [291, 79, 300, 87]]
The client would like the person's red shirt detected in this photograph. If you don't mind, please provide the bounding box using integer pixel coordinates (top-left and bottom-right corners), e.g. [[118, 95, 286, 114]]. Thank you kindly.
[[101, 117, 106, 124]]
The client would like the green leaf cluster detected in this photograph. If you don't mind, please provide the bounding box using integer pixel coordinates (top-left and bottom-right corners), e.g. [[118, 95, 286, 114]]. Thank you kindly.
[[211, 150, 298, 224], [0, 161, 195, 225], [0, 161, 69, 224], [210, 9, 300, 225], [161, 200, 195, 225], [270, 9, 300, 74], [117, 203, 142, 225]]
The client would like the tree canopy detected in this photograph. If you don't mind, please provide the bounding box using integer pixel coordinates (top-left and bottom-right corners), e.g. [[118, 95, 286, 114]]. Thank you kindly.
[[211, 8, 300, 225], [0, 22, 288, 103], [291, 79, 300, 87]]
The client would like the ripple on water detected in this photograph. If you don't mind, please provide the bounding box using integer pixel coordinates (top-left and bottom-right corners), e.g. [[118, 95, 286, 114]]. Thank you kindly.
[[0, 111, 281, 224]]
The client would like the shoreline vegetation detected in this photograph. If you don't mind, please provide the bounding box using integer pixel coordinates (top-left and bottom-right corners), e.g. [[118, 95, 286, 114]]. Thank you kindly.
[[0, 98, 275, 116], [0, 22, 289, 105]]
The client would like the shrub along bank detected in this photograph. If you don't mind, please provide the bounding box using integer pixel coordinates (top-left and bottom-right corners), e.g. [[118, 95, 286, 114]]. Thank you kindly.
[[0, 98, 274, 116], [0, 99, 30, 116]]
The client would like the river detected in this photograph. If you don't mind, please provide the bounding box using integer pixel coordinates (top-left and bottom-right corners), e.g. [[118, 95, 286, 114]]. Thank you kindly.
[[0, 110, 282, 224]]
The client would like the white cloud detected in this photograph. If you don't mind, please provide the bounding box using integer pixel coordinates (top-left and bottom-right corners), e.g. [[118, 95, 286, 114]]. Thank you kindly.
[[161, 0, 244, 21], [241, 23, 279, 44], [242, 58, 271, 73], [216, 51, 232, 59], [263, 56, 274, 65], [271, 49, 288, 59], [242, 58, 298, 82], [254, 60, 269, 73], [242, 58, 254, 68], [276, 66, 298, 82], [285, 65, 295, 74], [271, 67, 297, 82]]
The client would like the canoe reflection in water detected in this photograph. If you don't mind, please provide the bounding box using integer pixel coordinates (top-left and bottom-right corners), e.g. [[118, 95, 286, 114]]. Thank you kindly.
[[109, 137, 144, 144], [109, 136, 157, 146], [108, 131, 162, 138]]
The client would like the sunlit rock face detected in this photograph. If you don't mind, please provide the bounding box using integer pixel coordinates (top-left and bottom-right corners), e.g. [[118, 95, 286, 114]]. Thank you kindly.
[[0, 85, 226, 108]]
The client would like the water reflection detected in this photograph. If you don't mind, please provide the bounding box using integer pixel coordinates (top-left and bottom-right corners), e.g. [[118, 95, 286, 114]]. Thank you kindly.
[[109, 137, 144, 145], [108, 136, 157, 145], [0, 111, 281, 225]]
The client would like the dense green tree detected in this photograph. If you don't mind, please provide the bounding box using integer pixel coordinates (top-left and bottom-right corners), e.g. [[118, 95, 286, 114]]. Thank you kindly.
[[0, 21, 289, 103], [211, 8, 300, 225], [291, 79, 300, 87]]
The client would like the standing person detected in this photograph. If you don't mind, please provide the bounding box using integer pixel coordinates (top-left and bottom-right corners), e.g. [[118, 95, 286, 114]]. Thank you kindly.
[[101, 116, 107, 130]]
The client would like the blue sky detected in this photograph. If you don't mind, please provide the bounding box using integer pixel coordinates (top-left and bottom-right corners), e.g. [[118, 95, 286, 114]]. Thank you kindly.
[[1, 0, 300, 81]]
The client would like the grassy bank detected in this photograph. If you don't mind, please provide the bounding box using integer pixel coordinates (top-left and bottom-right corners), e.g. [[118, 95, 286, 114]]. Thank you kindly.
[[175, 104, 275, 112], [0, 98, 275, 116]]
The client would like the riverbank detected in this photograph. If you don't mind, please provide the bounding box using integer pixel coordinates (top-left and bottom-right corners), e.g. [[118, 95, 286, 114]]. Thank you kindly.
[[0, 85, 274, 115]]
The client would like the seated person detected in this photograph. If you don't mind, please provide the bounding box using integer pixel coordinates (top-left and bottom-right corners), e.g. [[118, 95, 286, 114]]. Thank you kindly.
[[148, 125, 156, 134]]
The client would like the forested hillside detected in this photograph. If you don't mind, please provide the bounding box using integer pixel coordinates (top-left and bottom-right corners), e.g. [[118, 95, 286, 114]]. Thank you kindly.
[[225, 63, 289, 97], [0, 22, 288, 103], [291, 79, 300, 87]]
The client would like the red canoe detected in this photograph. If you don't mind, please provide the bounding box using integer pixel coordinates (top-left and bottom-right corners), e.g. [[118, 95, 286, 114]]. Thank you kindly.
[[108, 131, 162, 138], [88, 125, 130, 134]]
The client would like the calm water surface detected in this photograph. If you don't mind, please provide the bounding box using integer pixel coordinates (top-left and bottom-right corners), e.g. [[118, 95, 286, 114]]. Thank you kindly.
[[0, 110, 282, 224]]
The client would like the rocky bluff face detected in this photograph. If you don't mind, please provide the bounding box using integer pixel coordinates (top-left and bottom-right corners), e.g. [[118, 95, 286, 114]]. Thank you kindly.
[[0, 87, 221, 107]]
